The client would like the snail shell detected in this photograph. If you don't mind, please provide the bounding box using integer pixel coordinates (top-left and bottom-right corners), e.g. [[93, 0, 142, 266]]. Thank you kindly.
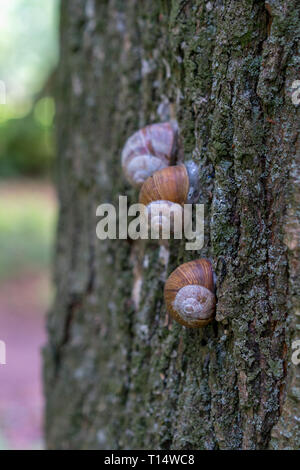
[[164, 259, 216, 328], [139, 164, 189, 206], [139, 164, 189, 236], [143, 200, 183, 237], [122, 122, 177, 187]]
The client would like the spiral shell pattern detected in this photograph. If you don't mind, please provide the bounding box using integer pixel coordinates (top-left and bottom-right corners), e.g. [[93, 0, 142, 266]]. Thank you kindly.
[[164, 259, 216, 328], [122, 122, 176, 187], [143, 200, 183, 238]]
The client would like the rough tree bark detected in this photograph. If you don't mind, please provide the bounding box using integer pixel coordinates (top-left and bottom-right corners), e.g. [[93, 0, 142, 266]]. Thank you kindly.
[[44, 0, 299, 450]]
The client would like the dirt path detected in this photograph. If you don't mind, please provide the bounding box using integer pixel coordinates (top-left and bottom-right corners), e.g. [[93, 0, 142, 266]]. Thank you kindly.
[[0, 180, 56, 449], [0, 270, 49, 449]]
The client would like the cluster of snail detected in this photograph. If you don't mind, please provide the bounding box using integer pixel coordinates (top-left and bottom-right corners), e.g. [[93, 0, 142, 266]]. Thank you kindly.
[[121, 122, 216, 328]]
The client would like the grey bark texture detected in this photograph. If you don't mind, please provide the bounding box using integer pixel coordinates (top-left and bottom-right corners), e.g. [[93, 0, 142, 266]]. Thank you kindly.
[[44, 0, 300, 450]]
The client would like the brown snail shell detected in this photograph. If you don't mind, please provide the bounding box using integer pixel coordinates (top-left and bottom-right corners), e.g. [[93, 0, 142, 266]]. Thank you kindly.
[[121, 122, 177, 187], [164, 259, 216, 328], [139, 164, 189, 206], [139, 165, 189, 236]]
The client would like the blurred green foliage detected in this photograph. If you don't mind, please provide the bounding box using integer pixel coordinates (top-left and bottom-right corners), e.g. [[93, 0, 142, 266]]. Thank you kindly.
[[0, 184, 56, 279], [0, 0, 59, 178], [0, 99, 55, 177]]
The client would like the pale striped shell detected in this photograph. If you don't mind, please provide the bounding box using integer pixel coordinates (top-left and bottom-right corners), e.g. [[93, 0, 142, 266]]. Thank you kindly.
[[122, 122, 176, 187]]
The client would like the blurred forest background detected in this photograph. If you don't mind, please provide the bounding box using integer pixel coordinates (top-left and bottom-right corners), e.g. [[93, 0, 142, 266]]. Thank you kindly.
[[0, 0, 59, 449]]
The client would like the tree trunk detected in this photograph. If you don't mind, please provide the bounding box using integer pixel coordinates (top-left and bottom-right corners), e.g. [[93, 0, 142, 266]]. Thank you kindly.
[[44, 0, 300, 450]]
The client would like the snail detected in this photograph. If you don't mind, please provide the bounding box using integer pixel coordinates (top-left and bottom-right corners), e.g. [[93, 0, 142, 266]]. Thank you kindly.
[[121, 121, 177, 187], [139, 161, 200, 236], [164, 259, 216, 327]]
